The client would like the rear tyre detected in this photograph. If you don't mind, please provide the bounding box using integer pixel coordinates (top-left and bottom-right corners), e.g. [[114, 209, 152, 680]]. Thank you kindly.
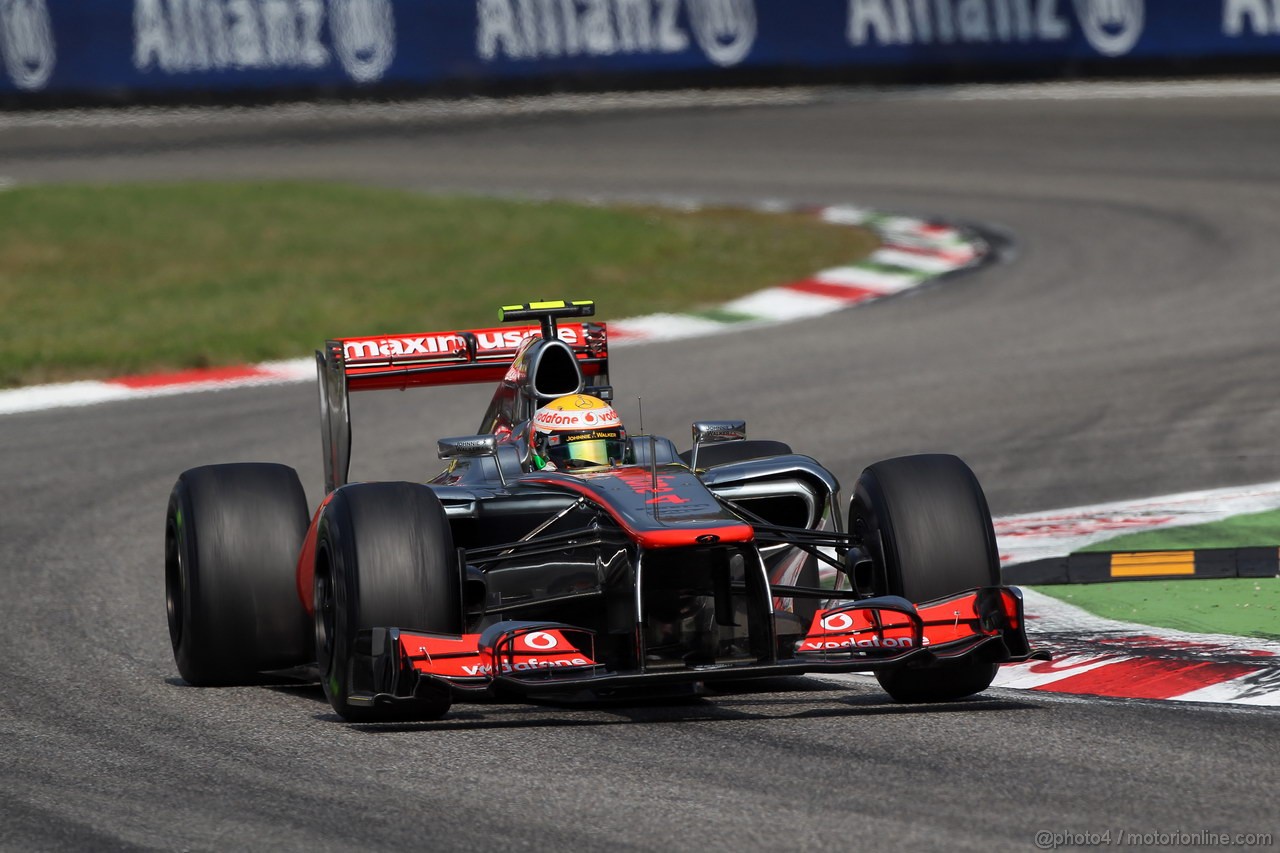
[[165, 463, 311, 686], [314, 482, 462, 722], [850, 454, 1000, 703]]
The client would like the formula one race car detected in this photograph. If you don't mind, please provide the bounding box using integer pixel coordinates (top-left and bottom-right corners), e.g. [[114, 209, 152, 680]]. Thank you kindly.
[[165, 300, 1045, 721]]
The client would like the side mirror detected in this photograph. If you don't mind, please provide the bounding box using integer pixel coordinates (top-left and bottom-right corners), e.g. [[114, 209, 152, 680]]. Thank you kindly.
[[690, 420, 746, 471], [438, 435, 498, 460], [439, 434, 510, 486]]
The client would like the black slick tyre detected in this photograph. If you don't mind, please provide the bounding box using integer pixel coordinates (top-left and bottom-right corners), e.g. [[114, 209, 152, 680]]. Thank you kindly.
[[850, 453, 1001, 703], [165, 463, 311, 686], [313, 482, 462, 722]]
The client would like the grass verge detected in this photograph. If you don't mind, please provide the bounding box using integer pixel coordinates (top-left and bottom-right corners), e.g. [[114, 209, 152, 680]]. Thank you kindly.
[[0, 181, 878, 387], [1030, 509, 1280, 640], [1031, 578, 1280, 642], [1079, 508, 1280, 552]]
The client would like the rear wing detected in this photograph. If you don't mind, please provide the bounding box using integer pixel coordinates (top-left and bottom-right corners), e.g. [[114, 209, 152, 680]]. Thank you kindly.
[[316, 301, 609, 494], [324, 321, 608, 392]]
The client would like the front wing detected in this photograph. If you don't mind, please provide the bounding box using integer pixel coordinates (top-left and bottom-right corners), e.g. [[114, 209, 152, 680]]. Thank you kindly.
[[340, 586, 1047, 715]]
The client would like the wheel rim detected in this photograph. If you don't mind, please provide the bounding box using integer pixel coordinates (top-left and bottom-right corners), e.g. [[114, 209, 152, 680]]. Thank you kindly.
[[314, 562, 335, 670], [164, 520, 184, 649]]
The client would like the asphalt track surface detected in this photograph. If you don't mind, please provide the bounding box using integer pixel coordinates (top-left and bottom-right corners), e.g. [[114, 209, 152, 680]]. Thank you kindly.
[[3, 88, 1280, 851]]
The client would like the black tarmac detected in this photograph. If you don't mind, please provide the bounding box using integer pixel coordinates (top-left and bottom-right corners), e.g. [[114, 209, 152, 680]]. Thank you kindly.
[[2, 87, 1278, 851]]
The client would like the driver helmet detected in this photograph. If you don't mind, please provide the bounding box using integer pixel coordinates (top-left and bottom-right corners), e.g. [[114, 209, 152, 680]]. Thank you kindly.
[[531, 394, 628, 470]]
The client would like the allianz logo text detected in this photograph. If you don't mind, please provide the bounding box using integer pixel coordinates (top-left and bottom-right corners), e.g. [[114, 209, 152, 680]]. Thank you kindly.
[[846, 0, 1145, 57], [133, 0, 396, 82], [477, 0, 757, 67]]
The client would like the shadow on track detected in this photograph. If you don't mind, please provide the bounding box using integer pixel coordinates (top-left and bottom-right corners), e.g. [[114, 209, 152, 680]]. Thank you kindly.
[[301, 686, 1042, 733]]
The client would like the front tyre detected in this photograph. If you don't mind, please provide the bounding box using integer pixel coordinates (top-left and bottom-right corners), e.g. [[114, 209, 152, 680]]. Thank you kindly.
[[165, 463, 311, 686], [314, 482, 462, 722], [850, 453, 1001, 703]]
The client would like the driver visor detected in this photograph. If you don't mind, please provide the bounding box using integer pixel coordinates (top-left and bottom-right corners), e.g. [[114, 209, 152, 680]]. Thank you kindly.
[[552, 428, 626, 466]]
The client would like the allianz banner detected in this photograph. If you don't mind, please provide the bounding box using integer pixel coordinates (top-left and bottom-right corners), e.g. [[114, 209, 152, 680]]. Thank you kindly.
[[4, 1, 1280, 97]]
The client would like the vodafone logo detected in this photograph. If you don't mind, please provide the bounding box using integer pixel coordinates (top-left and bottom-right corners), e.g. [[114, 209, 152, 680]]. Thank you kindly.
[[534, 409, 620, 430], [800, 636, 916, 651], [821, 613, 855, 632], [802, 610, 927, 653], [461, 657, 590, 676], [535, 412, 582, 428], [523, 631, 558, 650]]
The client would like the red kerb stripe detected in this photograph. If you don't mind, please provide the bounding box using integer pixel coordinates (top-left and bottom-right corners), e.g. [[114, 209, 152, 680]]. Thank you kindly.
[[784, 280, 881, 302], [110, 366, 268, 389], [881, 242, 974, 264], [1034, 659, 1258, 700]]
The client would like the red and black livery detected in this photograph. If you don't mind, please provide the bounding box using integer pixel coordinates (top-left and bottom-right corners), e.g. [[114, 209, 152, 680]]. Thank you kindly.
[[165, 300, 1046, 721]]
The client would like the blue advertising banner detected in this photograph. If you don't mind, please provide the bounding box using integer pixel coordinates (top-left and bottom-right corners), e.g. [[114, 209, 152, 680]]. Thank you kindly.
[[2, 1, 1280, 100]]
